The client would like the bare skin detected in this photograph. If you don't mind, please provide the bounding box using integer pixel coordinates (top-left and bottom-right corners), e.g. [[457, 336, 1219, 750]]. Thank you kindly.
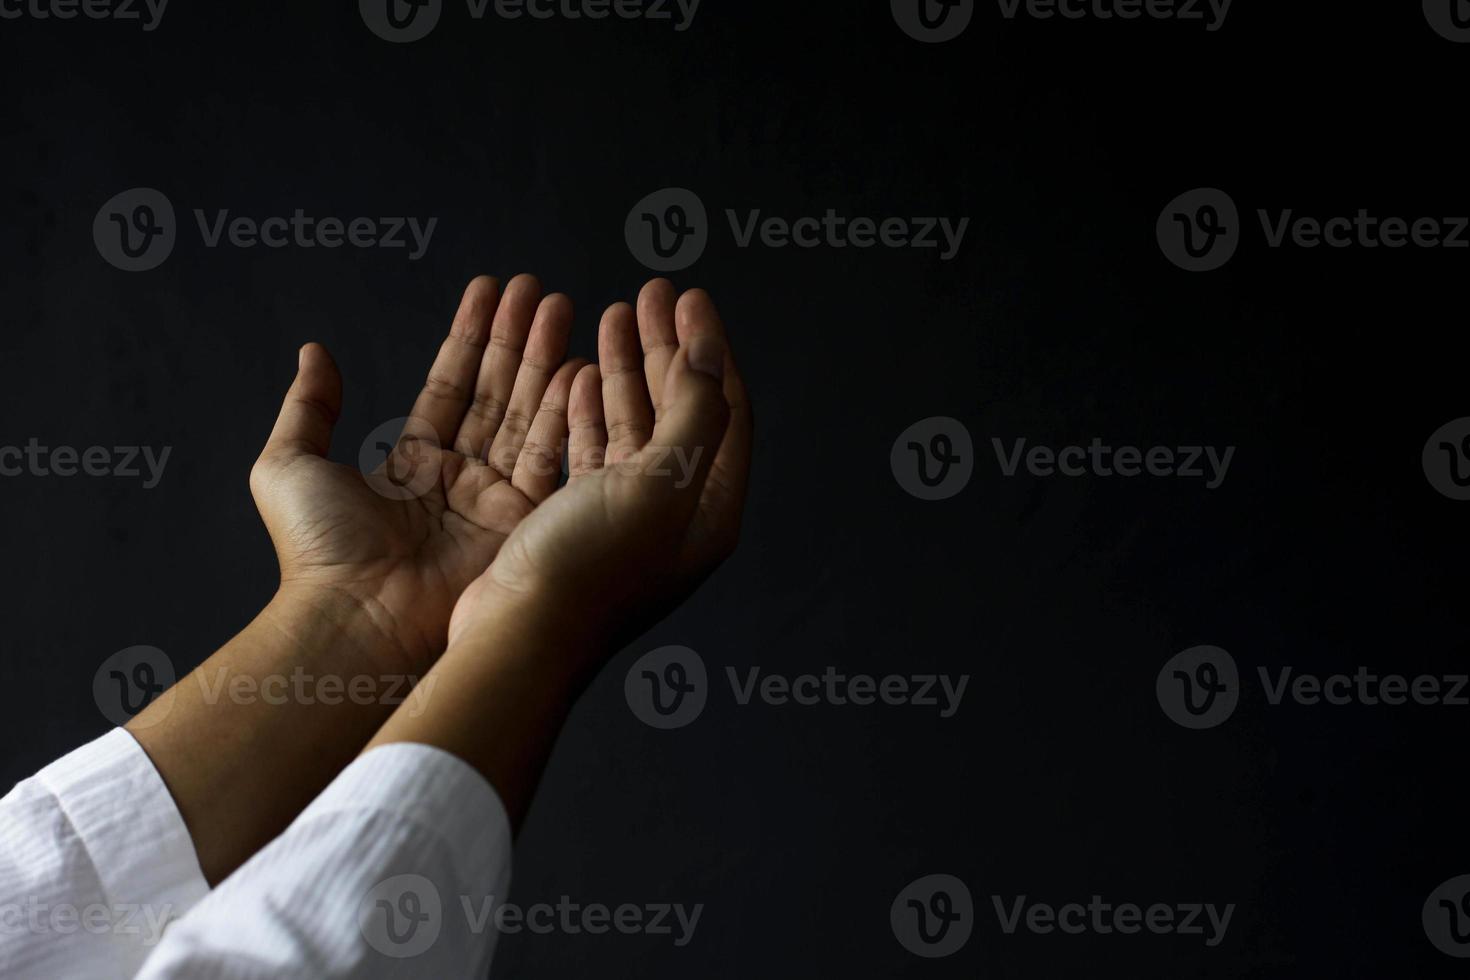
[[250, 273, 585, 669], [129, 274, 588, 883], [372, 286, 754, 826]]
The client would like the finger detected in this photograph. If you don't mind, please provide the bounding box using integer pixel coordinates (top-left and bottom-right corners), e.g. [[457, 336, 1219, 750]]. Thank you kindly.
[[636, 278, 679, 419], [511, 359, 585, 502], [486, 292, 573, 476], [261, 343, 342, 461], [635, 334, 730, 519], [567, 363, 607, 479], [406, 276, 500, 447], [599, 302, 655, 464], [677, 289, 754, 516], [454, 273, 542, 458]]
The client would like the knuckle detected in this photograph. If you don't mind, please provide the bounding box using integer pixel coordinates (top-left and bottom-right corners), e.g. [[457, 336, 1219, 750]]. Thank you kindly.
[[500, 406, 535, 435], [423, 373, 470, 401], [467, 392, 508, 423]]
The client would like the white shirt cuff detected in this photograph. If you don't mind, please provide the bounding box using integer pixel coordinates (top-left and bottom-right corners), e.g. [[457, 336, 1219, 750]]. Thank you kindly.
[[305, 741, 512, 865], [35, 728, 210, 932], [136, 742, 514, 980]]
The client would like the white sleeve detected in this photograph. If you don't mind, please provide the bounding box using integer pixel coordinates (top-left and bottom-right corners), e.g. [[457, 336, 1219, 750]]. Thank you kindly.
[[136, 743, 514, 980], [0, 728, 211, 980]]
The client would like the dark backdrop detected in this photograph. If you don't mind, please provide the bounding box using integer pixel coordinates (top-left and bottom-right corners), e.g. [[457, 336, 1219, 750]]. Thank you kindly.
[[3, 2, 1467, 976]]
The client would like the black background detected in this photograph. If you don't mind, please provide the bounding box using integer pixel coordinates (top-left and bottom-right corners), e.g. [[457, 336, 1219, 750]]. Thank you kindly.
[[3, 1, 1468, 976]]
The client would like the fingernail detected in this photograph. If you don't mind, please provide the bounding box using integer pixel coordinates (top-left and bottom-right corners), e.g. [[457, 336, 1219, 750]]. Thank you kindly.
[[688, 337, 725, 380]]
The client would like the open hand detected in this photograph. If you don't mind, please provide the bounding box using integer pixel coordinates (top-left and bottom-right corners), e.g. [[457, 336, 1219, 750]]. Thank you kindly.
[[249, 275, 583, 669], [449, 281, 753, 664]]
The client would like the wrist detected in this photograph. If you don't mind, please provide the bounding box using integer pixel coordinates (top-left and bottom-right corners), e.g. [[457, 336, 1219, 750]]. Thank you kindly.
[[448, 583, 607, 692], [264, 583, 432, 677], [369, 587, 602, 830]]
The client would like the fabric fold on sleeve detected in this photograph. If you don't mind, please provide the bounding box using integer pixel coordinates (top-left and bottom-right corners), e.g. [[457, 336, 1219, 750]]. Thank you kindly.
[[135, 742, 513, 980], [1, 728, 210, 980]]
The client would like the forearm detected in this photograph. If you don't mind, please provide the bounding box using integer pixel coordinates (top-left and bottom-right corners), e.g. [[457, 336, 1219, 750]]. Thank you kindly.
[[127, 586, 431, 884], [366, 591, 597, 830]]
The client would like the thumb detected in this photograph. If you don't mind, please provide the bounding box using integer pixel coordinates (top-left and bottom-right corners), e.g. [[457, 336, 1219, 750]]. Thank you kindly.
[[261, 343, 343, 461], [635, 334, 730, 512]]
